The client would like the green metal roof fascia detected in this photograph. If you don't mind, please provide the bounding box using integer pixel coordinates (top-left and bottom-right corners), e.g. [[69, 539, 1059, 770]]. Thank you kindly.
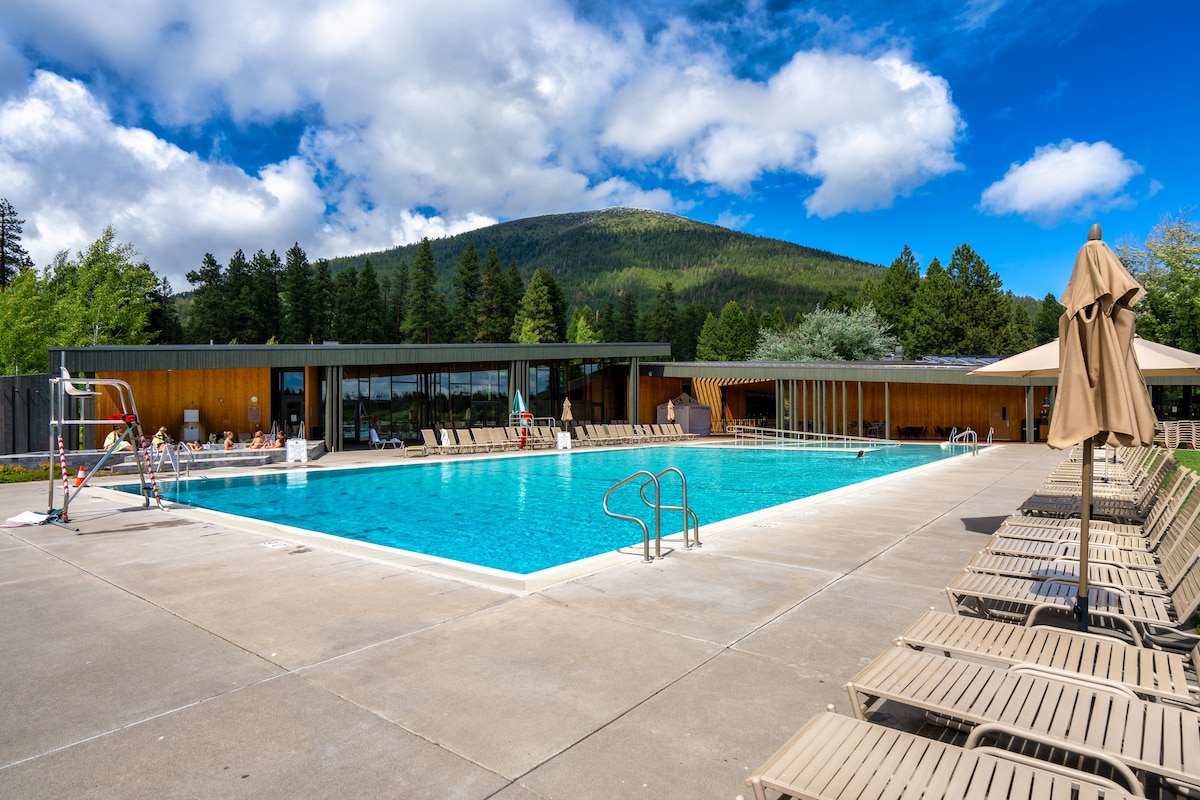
[[50, 343, 671, 373]]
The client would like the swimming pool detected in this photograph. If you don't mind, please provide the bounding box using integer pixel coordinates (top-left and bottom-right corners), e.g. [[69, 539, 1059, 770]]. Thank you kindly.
[[126, 444, 964, 575]]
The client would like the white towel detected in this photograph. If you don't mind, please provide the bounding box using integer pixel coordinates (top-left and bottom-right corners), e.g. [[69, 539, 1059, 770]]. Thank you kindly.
[[2, 510, 51, 527]]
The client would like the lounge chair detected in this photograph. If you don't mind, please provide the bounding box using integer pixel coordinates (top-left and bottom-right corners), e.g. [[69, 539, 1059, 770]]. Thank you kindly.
[[743, 708, 1141, 800], [843, 645, 1199, 793], [369, 428, 402, 449], [894, 609, 1198, 706], [421, 428, 461, 455]]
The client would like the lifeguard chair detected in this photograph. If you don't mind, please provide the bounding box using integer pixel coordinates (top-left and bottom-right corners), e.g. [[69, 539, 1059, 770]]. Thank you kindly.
[[48, 361, 164, 527]]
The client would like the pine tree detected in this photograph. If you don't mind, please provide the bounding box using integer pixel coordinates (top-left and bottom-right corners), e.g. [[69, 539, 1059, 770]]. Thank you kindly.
[[248, 249, 282, 342], [674, 303, 710, 361], [541, 270, 569, 341], [476, 246, 511, 343], [185, 253, 227, 344], [403, 238, 447, 344], [904, 258, 956, 356], [311, 259, 336, 342], [356, 258, 385, 342], [148, 276, 185, 344], [695, 312, 721, 360], [332, 265, 359, 342], [946, 243, 1006, 354], [223, 249, 254, 343], [451, 240, 482, 343], [996, 294, 1034, 355], [643, 282, 677, 343], [504, 260, 524, 313], [616, 290, 639, 341], [281, 243, 313, 343], [1032, 292, 1064, 345], [0, 198, 33, 288], [598, 299, 617, 342], [873, 244, 921, 338], [388, 260, 408, 339], [511, 271, 559, 343]]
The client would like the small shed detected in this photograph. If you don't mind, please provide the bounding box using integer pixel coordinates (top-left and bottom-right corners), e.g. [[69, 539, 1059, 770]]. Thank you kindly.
[[657, 392, 711, 436]]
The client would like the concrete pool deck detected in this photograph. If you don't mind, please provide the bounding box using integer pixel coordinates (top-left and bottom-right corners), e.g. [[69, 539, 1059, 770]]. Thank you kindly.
[[0, 442, 1067, 799]]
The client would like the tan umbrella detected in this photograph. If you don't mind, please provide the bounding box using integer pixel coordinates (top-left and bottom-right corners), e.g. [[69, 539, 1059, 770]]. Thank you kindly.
[[666, 399, 675, 422], [970, 337, 1200, 378], [1047, 224, 1157, 631], [561, 397, 573, 426]]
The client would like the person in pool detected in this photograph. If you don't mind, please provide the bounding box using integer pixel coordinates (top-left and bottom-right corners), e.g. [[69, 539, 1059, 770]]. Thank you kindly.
[[223, 431, 237, 450], [856, 450, 865, 459]]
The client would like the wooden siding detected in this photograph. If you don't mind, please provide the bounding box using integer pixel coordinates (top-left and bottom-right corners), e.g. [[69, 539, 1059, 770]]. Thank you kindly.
[[94, 368, 272, 446]]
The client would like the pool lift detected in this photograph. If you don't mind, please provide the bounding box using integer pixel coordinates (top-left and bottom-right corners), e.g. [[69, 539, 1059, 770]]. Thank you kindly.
[[47, 365, 165, 531]]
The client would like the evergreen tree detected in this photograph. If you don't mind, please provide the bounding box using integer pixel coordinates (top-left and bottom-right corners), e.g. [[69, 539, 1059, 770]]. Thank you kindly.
[[403, 238, 446, 344], [356, 258, 385, 342], [874, 244, 921, 337], [598, 299, 617, 342], [615, 290, 639, 341], [185, 252, 227, 344], [996, 294, 1035, 355], [695, 312, 721, 360], [1032, 292, 1064, 345], [451, 240, 482, 343], [147, 276, 185, 344], [504, 260, 524, 314], [311, 259, 336, 341], [511, 271, 559, 343], [946, 243, 1006, 354], [820, 288, 852, 313], [674, 303, 710, 361], [904, 258, 956, 356], [387, 260, 408, 340], [643, 282, 677, 343], [281, 243, 313, 343], [542, 270, 569, 341], [332, 265, 359, 342], [716, 300, 753, 360], [223, 249, 254, 343], [248, 249, 282, 342], [0, 198, 33, 288], [476, 246, 511, 343], [567, 306, 601, 343]]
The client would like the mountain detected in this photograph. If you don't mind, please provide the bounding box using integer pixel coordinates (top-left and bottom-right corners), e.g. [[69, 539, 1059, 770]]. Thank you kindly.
[[326, 207, 883, 318]]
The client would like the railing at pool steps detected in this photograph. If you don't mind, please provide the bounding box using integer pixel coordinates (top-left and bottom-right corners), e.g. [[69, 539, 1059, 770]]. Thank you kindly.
[[603, 467, 700, 562], [946, 427, 979, 455], [728, 424, 900, 449]]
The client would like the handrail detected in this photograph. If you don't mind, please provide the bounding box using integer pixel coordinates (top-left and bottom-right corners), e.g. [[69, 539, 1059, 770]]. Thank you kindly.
[[603, 469, 661, 562], [728, 424, 900, 449], [638, 466, 700, 549], [949, 427, 979, 456]]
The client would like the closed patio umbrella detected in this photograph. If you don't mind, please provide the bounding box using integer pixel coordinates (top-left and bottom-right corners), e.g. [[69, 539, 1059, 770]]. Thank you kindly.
[[1047, 224, 1157, 630], [561, 397, 573, 427], [666, 399, 675, 422]]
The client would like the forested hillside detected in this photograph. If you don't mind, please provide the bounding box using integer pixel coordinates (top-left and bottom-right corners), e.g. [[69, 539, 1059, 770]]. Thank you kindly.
[[327, 208, 882, 320]]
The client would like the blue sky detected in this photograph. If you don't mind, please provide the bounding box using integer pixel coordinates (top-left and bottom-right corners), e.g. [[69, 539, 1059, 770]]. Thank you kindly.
[[0, 0, 1195, 300]]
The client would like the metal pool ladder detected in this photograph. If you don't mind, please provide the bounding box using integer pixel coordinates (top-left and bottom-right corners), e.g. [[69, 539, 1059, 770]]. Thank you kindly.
[[603, 467, 700, 562]]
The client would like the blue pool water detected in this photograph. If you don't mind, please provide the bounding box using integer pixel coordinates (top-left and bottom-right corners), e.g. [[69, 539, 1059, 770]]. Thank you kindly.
[[124, 444, 963, 574]]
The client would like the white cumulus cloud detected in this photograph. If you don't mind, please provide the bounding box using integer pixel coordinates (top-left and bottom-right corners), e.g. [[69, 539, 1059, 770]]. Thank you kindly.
[[601, 50, 964, 216], [979, 140, 1142, 222]]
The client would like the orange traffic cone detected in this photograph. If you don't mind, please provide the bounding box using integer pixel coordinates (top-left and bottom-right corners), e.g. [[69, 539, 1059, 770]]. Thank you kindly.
[[74, 465, 86, 487]]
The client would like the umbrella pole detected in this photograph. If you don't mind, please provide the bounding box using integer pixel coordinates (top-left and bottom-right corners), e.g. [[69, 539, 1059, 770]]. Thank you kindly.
[[1075, 439, 1093, 631]]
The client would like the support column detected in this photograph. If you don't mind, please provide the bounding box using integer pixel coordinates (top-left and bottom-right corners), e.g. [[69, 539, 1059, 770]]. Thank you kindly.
[[509, 360, 529, 421], [884, 382, 891, 441], [1025, 385, 1035, 443], [775, 379, 786, 430], [627, 357, 639, 423], [802, 381, 808, 433], [324, 365, 342, 452], [857, 382, 863, 438]]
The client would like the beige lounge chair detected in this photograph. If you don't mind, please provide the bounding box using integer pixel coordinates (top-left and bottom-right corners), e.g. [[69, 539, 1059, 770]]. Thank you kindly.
[[843, 645, 1199, 792], [743, 709, 1139, 800], [895, 609, 1197, 706], [421, 428, 461, 455]]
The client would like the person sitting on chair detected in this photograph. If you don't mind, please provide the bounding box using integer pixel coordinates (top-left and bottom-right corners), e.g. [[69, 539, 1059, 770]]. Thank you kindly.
[[103, 425, 133, 452], [151, 426, 171, 450]]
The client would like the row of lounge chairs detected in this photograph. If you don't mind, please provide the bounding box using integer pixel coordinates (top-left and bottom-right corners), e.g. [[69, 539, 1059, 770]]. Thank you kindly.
[[743, 445, 1200, 800], [398, 423, 697, 456]]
